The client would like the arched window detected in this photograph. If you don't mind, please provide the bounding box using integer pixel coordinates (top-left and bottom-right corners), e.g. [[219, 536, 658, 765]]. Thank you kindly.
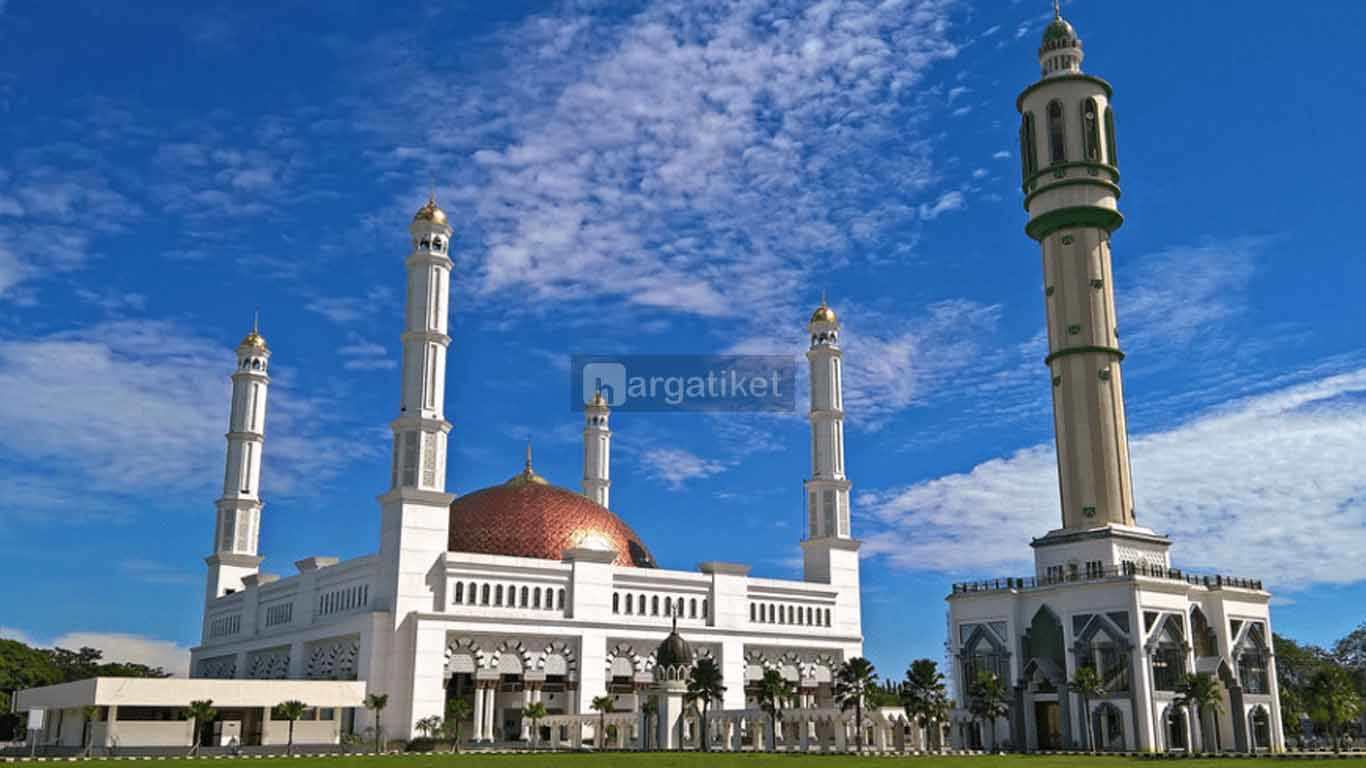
[[612, 593, 620, 614], [480, 584, 489, 605], [454, 582, 464, 604], [1047, 100, 1066, 165], [638, 594, 646, 614], [652, 596, 660, 616], [750, 603, 757, 622], [520, 586, 529, 607], [557, 588, 565, 609], [1020, 112, 1038, 181], [533, 587, 542, 608], [495, 585, 503, 606], [690, 599, 697, 618], [1104, 106, 1118, 167], [624, 594, 633, 614], [1081, 98, 1101, 162], [702, 599, 708, 619], [664, 597, 672, 616]]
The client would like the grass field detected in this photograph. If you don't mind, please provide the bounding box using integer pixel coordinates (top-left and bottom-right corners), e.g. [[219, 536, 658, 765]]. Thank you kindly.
[[46, 754, 1366, 768]]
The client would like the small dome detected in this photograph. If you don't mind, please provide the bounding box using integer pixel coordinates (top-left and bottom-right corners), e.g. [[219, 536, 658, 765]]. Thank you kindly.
[[810, 303, 838, 325], [1042, 17, 1075, 43], [413, 197, 448, 226], [655, 623, 693, 669], [238, 330, 267, 350]]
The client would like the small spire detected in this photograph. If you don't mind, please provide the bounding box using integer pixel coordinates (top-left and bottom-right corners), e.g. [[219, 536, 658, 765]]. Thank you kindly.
[[819, 289, 828, 307], [525, 440, 534, 471], [671, 614, 678, 634], [1053, 0, 1061, 18], [252, 308, 260, 335]]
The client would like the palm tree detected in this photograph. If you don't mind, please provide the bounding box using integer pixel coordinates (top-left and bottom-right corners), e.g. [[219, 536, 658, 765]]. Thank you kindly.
[[834, 657, 877, 753], [639, 699, 658, 750], [1307, 666, 1362, 752], [80, 705, 99, 757], [443, 698, 473, 752], [900, 659, 949, 751], [967, 672, 1010, 752], [756, 668, 795, 752], [274, 700, 308, 756], [590, 695, 615, 749], [183, 700, 216, 757], [364, 693, 389, 753], [685, 657, 727, 751], [522, 702, 548, 749], [415, 715, 442, 739], [1174, 672, 1224, 754], [1068, 666, 1106, 753]]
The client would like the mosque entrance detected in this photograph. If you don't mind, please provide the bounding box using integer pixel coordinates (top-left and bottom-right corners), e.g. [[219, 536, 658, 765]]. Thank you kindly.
[[1034, 702, 1062, 750]]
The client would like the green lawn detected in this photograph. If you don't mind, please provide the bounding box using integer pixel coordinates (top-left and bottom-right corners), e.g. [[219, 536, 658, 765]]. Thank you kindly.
[[58, 755, 1366, 768]]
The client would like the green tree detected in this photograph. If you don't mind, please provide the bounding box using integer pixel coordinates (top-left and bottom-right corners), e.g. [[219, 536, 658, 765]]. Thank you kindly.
[[967, 672, 1010, 752], [590, 695, 615, 749], [685, 657, 726, 751], [522, 702, 547, 749], [414, 715, 442, 739], [1174, 672, 1224, 754], [833, 657, 877, 753], [183, 700, 216, 757], [1068, 666, 1106, 753], [442, 698, 472, 752], [274, 700, 308, 756], [1274, 632, 1332, 741], [639, 699, 657, 750], [364, 693, 389, 753], [756, 668, 794, 752], [1308, 665, 1362, 751], [900, 659, 949, 750], [81, 705, 100, 757]]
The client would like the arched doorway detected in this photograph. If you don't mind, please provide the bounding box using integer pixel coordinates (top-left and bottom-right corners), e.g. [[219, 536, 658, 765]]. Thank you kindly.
[[1248, 706, 1271, 752], [1163, 706, 1187, 752], [1091, 703, 1125, 752]]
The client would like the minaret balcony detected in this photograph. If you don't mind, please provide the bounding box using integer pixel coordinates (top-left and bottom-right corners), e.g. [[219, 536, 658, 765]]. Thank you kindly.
[[951, 563, 1264, 596]]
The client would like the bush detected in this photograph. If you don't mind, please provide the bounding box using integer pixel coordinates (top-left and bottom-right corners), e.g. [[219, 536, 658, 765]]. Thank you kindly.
[[404, 737, 438, 752]]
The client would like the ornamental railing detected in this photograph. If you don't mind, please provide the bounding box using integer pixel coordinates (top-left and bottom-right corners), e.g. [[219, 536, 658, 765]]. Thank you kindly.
[[951, 562, 1263, 594]]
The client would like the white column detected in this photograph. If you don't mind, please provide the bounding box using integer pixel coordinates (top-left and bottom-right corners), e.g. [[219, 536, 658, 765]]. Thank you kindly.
[[484, 683, 497, 741], [472, 686, 486, 745], [520, 687, 532, 740]]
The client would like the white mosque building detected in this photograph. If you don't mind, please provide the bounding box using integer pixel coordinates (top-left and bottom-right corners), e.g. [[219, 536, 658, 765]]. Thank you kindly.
[[187, 197, 864, 747], [945, 7, 1284, 755]]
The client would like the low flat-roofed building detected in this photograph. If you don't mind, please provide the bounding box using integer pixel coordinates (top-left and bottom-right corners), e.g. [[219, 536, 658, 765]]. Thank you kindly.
[[13, 678, 365, 751]]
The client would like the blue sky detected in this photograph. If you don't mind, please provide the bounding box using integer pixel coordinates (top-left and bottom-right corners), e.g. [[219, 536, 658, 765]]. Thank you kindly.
[[1, 0, 1364, 678]]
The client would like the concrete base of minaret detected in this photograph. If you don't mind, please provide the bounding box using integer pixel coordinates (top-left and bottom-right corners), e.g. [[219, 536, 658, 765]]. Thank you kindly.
[[1031, 523, 1171, 577], [652, 679, 688, 750]]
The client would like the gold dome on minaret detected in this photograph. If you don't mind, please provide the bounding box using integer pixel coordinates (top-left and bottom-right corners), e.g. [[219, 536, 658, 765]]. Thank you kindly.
[[238, 312, 267, 349], [413, 195, 448, 225], [809, 297, 837, 324]]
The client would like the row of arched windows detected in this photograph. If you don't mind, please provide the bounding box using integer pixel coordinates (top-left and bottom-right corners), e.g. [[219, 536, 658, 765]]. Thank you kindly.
[[750, 602, 831, 628], [1020, 98, 1118, 180], [611, 592, 709, 620], [453, 581, 566, 611]]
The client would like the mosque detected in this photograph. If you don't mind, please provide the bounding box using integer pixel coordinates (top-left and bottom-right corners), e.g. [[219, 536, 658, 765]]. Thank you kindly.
[[15, 4, 1287, 757]]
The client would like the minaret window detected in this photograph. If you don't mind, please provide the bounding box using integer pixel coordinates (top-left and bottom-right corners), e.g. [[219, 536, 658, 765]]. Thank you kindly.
[[1020, 112, 1038, 180], [1104, 106, 1118, 167], [1081, 98, 1101, 162], [1047, 100, 1066, 165], [241, 443, 254, 493]]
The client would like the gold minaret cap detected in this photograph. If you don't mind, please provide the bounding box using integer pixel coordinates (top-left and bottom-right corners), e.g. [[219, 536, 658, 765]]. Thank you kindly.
[[413, 194, 448, 226], [238, 311, 267, 349], [809, 294, 838, 324], [506, 440, 549, 486]]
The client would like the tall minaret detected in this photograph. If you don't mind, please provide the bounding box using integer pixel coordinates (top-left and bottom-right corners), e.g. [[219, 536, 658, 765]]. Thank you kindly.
[[582, 390, 611, 508], [376, 197, 459, 740], [1018, 8, 1135, 532], [799, 300, 860, 639], [204, 319, 270, 604]]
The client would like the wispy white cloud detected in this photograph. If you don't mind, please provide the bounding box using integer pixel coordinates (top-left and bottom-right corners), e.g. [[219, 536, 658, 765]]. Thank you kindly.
[[859, 367, 1366, 589], [639, 447, 728, 490], [337, 334, 396, 371], [306, 286, 394, 325], [992, 150, 1011, 160], [919, 190, 965, 220]]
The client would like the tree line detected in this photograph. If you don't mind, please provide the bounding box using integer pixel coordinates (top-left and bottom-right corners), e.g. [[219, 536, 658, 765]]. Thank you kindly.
[[0, 640, 169, 740]]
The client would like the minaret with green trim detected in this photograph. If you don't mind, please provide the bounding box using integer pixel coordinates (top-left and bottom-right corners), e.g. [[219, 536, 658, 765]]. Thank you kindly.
[[1018, 6, 1134, 531]]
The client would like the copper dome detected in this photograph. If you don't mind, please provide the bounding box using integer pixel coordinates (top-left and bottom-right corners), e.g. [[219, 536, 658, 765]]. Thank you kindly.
[[448, 481, 656, 568]]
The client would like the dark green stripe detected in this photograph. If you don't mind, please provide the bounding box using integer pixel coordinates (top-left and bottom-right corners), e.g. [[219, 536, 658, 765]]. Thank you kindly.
[[1025, 205, 1124, 240], [1023, 178, 1122, 211], [1022, 161, 1120, 191], [1045, 345, 1126, 365]]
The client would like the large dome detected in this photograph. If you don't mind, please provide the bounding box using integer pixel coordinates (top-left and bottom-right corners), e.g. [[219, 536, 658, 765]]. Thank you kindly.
[[448, 481, 656, 568]]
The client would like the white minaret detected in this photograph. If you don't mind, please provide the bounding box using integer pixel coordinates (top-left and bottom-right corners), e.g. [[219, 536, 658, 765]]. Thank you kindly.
[[1019, 8, 1169, 573], [375, 197, 458, 738], [204, 319, 270, 604], [582, 390, 611, 508], [799, 299, 861, 639]]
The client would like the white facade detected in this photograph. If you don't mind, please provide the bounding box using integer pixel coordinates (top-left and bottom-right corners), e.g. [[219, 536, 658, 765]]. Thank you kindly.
[[189, 198, 863, 747], [945, 11, 1283, 755]]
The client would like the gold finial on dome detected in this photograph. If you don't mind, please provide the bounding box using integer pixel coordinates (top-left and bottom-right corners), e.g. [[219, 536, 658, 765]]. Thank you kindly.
[[588, 384, 608, 409], [809, 293, 838, 324], [506, 440, 549, 486], [413, 194, 448, 226], [239, 309, 267, 349]]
